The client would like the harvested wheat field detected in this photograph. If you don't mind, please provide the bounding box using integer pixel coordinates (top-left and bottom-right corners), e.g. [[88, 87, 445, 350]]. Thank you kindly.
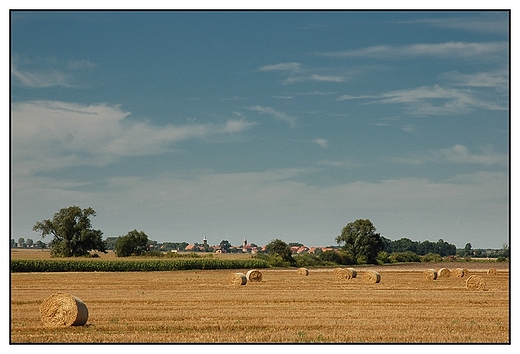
[[10, 260, 509, 343]]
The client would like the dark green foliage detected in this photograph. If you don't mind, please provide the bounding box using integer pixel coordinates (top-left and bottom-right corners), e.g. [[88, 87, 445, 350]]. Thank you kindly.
[[265, 239, 296, 266], [318, 250, 354, 265], [388, 251, 421, 263], [115, 230, 149, 257], [32, 206, 106, 257], [335, 219, 384, 264], [10, 258, 270, 272]]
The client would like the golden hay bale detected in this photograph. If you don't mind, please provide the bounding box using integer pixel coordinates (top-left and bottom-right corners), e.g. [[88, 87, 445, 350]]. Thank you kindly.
[[40, 292, 88, 327], [245, 269, 262, 282], [423, 269, 437, 281], [362, 270, 381, 284], [297, 267, 309, 276], [346, 267, 357, 278], [466, 275, 486, 291], [487, 268, 497, 276], [463, 268, 469, 276], [436, 268, 451, 278], [451, 268, 465, 278], [228, 273, 247, 286], [334, 268, 357, 279]]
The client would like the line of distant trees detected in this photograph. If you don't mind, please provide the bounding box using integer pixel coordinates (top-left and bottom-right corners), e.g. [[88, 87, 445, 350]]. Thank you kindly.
[[22, 206, 509, 262]]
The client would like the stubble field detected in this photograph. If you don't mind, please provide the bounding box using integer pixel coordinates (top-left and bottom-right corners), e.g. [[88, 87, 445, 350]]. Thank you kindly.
[[10, 250, 509, 343]]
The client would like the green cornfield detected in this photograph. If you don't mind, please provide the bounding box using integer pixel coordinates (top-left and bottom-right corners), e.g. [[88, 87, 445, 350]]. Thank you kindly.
[[10, 258, 270, 272]]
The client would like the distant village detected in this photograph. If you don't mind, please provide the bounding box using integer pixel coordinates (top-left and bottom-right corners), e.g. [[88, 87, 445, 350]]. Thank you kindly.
[[156, 235, 335, 255], [12, 234, 335, 255]]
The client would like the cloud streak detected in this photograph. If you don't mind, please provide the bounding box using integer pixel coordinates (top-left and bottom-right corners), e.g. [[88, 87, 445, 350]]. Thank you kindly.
[[391, 144, 508, 167], [11, 100, 256, 175], [338, 83, 508, 115], [316, 41, 508, 62], [248, 105, 297, 128]]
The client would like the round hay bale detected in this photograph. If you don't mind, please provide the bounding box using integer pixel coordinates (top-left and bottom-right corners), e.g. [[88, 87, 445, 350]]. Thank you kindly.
[[362, 270, 381, 284], [466, 275, 486, 291], [437, 268, 451, 278], [228, 273, 247, 286], [451, 268, 465, 278], [245, 269, 262, 282], [462, 268, 469, 276], [333, 267, 343, 276], [297, 267, 309, 276], [334, 268, 349, 279], [487, 268, 497, 276], [346, 267, 357, 278], [423, 269, 437, 281], [40, 292, 88, 327]]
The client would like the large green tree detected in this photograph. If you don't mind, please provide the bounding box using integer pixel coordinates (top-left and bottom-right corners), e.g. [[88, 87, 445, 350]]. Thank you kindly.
[[265, 239, 296, 266], [335, 219, 384, 264], [33, 206, 106, 257], [114, 229, 149, 257]]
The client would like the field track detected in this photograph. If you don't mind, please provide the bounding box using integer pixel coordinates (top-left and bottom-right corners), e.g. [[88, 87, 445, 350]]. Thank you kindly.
[[10, 251, 509, 343]]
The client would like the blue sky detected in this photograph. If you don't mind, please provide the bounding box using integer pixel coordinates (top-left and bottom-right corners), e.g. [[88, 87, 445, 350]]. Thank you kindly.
[[10, 10, 510, 249]]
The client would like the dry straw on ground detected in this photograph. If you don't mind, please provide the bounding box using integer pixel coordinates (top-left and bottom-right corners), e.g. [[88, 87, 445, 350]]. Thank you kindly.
[[451, 268, 465, 278], [436, 268, 451, 279], [228, 273, 247, 286], [466, 275, 486, 291], [487, 268, 497, 276], [245, 269, 262, 282], [363, 270, 381, 283], [297, 267, 309, 276], [40, 292, 89, 327], [423, 269, 437, 281]]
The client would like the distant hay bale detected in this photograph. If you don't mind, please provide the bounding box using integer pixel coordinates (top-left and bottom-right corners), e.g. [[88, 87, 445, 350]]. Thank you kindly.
[[487, 268, 497, 276], [466, 275, 486, 291], [346, 268, 357, 278], [297, 267, 309, 276], [40, 292, 88, 327], [363, 270, 381, 284], [423, 269, 437, 281], [334, 268, 348, 279], [228, 273, 247, 286], [245, 269, 262, 282], [451, 268, 465, 278], [437, 268, 451, 279], [463, 268, 469, 276]]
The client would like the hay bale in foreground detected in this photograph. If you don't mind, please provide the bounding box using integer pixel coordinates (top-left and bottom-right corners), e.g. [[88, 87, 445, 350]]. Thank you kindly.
[[487, 268, 497, 276], [245, 269, 262, 282], [466, 275, 486, 291], [228, 273, 247, 286], [437, 268, 451, 279], [363, 270, 381, 284], [463, 268, 469, 276], [297, 267, 309, 276], [451, 268, 465, 278], [423, 269, 437, 281], [40, 292, 88, 327]]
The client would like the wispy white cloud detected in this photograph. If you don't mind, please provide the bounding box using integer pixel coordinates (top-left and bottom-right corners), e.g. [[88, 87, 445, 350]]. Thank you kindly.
[[11, 100, 256, 175], [316, 41, 508, 61], [259, 62, 347, 85], [400, 15, 509, 35], [391, 144, 508, 167], [313, 138, 328, 148], [248, 105, 297, 128], [11, 55, 95, 88], [338, 83, 508, 115], [259, 62, 302, 72]]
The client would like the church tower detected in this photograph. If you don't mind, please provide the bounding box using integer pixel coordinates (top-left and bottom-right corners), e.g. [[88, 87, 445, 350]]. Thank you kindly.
[[203, 235, 207, 245]]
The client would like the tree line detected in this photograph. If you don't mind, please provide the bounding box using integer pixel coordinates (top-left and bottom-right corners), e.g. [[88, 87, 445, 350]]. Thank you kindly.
[[26, 206, 509, 262]]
